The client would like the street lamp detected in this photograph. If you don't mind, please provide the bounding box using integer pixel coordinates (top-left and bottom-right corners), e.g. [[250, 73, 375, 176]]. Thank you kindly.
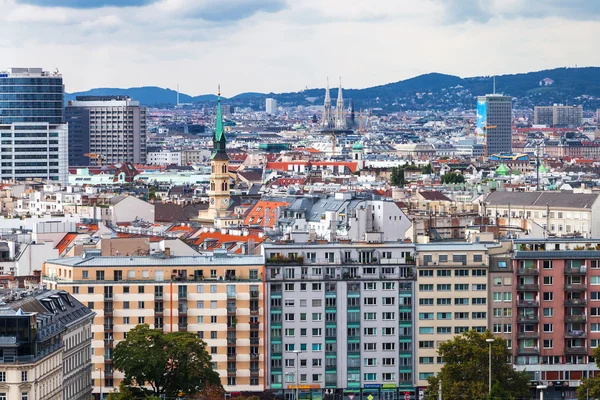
[[95, 367, 103, 400], [486, 338, 494, 395], [292, 350, 303, 400]]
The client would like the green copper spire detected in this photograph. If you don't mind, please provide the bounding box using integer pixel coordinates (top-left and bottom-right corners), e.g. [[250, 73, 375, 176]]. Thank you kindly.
[[211, 85, 229, 161]]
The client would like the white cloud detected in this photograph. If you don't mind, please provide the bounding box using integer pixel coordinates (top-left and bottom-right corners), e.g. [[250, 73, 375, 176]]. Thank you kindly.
[[1, 0, 600, 95]]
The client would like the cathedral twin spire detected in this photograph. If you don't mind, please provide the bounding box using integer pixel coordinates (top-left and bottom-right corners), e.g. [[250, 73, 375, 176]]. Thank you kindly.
[[211, 85, 229, 161], [322, 77, 346, 129]]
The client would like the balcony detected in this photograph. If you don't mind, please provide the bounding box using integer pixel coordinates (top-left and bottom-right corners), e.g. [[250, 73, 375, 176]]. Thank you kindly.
[[179, 325, 188, 332], [250, 290, 260, 298], [104, 339, 114, 347], [154, 292, 163, 299], [517, 284, 539, 291], [266, 256, 304, 265], [516, 347, 539, 355], [517, 268, 540, 276], [517, 331, 540, 339], [227, 308, 237, 316], [565, 267, 587, 275], [227, 324, 236, 331], [517, 300, 539, 307], [227, 338, 237, 345], [517, 315, 539, 323], [564, 283, 587, 291], [178, 307, 188, 315], [103, 293, 113, 300], [250, 353, 259, 360], [227, 368, 237, 374], [250, 322, 259, 330], [565, 347, 588, 355], [250, 368, 260, 374], [250, 308, 259, 316], [227, 292, 236, 299], [565, 314, 587, 323], [103, 308, 113, 316], [103, 324, 114, 331], [565, 330, 587, 339], [565, 299, 587, 306], [250, 338, 260, 345], [154, 308, 164, 315], [227, 354, 237, 361]]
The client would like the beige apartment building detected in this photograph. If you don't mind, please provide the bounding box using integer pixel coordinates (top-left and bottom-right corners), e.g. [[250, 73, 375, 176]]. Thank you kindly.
[[414, 242, 493, 389], [43, 250, 266, 396]]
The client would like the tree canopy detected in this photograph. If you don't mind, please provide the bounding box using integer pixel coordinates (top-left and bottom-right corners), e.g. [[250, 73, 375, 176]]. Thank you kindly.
[[112, 324, 221, 398], [422, 163, 434, 174], [390, 166, 405, 187], [424, 330, 531, 400], [441, 171, 465, 184], [577, 346, 600, 400]]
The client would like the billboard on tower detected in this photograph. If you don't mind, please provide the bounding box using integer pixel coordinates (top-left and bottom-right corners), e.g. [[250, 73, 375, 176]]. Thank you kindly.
[[476, 99, 487, 135]]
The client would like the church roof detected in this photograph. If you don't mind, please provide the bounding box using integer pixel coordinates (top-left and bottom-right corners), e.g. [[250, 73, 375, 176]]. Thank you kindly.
[[352, 142, 363, 151]]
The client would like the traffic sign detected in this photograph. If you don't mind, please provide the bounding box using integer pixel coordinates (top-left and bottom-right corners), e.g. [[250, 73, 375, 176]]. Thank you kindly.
[[348, 395, 355, 400], [405, 393, 411, 400], [368, 395, 374, 400]]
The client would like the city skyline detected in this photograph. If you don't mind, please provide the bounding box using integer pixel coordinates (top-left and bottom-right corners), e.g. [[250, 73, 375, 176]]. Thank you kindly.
[[3, 0, 600, 94]]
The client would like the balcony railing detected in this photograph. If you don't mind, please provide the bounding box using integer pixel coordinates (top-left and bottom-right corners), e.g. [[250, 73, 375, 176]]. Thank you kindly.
[[564, 283, 587, 291], [517, 300, 539, 307], [517, 268, 539, 276], [517, 315, 539, 323], [517, 284, 539, 291], [565, 347, 588, 355], [565, 314, 587, 323], [516, 347, 539, 355], [250, 309, 259, 315], [517, 331, 540, 339], [103, 324, 114, 331], [565, 267, 587, 275], [104, 339, 114, 347], [565, 330, 587, 338], [565, 299, 586, 306]]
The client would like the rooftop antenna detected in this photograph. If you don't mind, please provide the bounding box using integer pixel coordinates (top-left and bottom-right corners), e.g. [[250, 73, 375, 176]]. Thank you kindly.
[[176, 84, 180, 106], [493, 76, 496, 94]]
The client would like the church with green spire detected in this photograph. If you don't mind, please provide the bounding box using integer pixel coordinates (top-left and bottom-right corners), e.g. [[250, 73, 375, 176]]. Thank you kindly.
[[198, 87, 232, 222]]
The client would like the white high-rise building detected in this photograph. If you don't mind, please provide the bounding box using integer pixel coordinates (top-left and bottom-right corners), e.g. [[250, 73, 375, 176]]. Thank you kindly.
[[266, 98, 278, 114], [0, 68, 68, 183]]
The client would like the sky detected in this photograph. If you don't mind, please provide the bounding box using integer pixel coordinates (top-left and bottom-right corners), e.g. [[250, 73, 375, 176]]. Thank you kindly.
[[2, 0, 600, 96]]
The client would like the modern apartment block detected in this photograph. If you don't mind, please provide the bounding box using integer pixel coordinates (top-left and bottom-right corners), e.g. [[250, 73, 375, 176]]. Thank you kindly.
[[0, 68, 68, 183], [476, 94, 512, 156], [513, 238, 600, 399], [43, 250, 266, 397], [0, 289, 95, 400], [65, 96, 147, 166], [534, 105, 583, 127], [414, 241, 506, 389], [263, 241, 416, 400]]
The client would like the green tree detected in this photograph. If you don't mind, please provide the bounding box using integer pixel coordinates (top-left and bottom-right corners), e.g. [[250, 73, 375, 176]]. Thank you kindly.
[[113, 324, 221, 398], [390, 166, 405, 187], [423, 330, 531, 400], [577, 346, 600, 400], [441, 172, 465, 184], [422, 163, 433, 174]]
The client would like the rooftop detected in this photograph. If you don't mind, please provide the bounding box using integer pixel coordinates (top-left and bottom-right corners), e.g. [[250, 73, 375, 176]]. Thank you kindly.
[[46, 253, 264, 267]]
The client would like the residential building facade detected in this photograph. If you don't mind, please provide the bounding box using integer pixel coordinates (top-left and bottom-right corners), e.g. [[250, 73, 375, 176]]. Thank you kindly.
[[43, 251, 266, 395], [534, 105, 583, 127], [263, 241, 416, 400], [65, 96, 147, 166]]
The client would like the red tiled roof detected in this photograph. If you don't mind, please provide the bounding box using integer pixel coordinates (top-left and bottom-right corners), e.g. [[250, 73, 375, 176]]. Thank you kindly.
[[55, 233, 78, 255], [244, 200, 289, 228]]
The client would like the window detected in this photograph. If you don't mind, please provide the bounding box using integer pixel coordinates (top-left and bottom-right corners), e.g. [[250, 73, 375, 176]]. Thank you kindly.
[[21, 394, 28, 400], [285, 283, 295, 291], [419, 357, 434, 364], [419, 327, 434, 334], [364, 282, 377, 290], [455, 269, 469, 277], [419, 341, 434, 348], [493, 293, 502, 302], [364, 342, 377, 351], [543, 292, 554, 301], [420, 373, 434, 380], [472, 269, 486, 276], [419, 313, 434, 320], [543, 308, 554, 317], [543, 260, 553, 269], [138, 301, 145, 308], [437, 284, 451, 291], [312, 313, 322, 321], [543, 340, 553, 349], [472, 284, 486, 291], [503, 292, 512, 302], [437, 312, 451, 320], [493, 277, 502, 286], [364, 358, 377, 366], [364, 327, 376, 336], [454, 326, 468, 334], [285, 313, 295, 321], [419, 270, 433, 277], [364, 297, 377, 305], [382, 282, 395, 290], [124, 317, 130, 324], [437, 270, 451, 277], [382, 312, 395, 320], [21, 371, 27, 382], [419, 284, 433, 291], [364, 312, 377, 320], [543, 276, 553, 285], [382, 358, 395, 366], [543, 323, 554, 333], [285, 329, 295, 337], [455, 284, 469, 291], [210, 301, 217, 309], [312, 343, 322, 351], [454, 312, 469, 319], [437, 327, 451, 334], [437, 298, 451, 305], [493, 308, 501, 317], [472, 298, 487, 305], [285, 344, 296, 351], [364, 373, 377, 382], [312, 283, 322, 291], [474, 254, 483, 263], [382, 327, 395, 335], [382, 297, 395, 305], [592, 276, 600, 285], [419, 298, 433, 306], [503, 308, 512, 317], [454, 298, 469, 305], [472, 312, 486, 319]]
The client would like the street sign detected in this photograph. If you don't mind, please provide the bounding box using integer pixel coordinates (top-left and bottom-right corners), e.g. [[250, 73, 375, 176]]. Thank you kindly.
[[405, 393, 411, 400], [367, 395, 374, 400], [348, 395, 355, 400]]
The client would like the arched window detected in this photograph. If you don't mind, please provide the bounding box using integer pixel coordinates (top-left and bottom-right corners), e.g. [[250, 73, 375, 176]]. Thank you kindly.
[[222, 164, 227, 173], [211, 164, 214, 173], [222, 182, 228, 191], [210, 181, 215, 191]]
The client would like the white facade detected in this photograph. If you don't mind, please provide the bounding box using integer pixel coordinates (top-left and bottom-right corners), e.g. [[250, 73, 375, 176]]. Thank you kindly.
[[147, 151, 182, 166], [0, 123, 68, 184], [266, 98, 278, 114]]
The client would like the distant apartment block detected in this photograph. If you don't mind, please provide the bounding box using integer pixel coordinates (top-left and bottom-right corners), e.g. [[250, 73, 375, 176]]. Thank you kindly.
[[476, 94, 512, 156], [147, 150, 182, 166], [266, 98, 278, 114], [65, 96, 147, 166], [0, 68, 68, 183], [263, 241, 416, 399], [534, 105, 583, 127], [43, 251, 266, 396]]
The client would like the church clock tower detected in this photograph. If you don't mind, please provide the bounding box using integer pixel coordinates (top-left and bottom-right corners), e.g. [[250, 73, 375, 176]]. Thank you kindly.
[[208, 87, 230, 217]]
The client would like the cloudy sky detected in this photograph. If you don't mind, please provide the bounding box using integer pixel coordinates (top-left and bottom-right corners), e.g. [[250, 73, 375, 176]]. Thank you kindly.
[[2, 0, 599, 95]]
